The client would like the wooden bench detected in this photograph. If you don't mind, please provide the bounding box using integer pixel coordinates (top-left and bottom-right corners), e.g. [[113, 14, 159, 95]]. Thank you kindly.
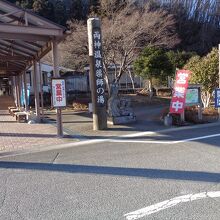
[[8, 106, 17, 114], [15, 112, 27, 123], [10, 108, 20, 116]]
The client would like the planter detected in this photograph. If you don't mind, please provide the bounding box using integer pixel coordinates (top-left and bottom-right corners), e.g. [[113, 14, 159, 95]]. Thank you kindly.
[[202, 115, 219, 123]]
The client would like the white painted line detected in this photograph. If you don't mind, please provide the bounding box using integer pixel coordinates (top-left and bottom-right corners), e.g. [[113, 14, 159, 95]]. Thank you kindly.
[[110, 140, 171, 144], [111, 133, 220, 145], [124, 191, 220, 220], [122, 131, 159, 138], [173, 133, 220, 144], [1, 130, 220, 159], [0, 139, 109, 158], [121, 121, 220, 138]]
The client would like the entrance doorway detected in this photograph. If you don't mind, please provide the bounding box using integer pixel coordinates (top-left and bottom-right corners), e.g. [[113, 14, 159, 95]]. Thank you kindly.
[[0, 77, 10, 96]]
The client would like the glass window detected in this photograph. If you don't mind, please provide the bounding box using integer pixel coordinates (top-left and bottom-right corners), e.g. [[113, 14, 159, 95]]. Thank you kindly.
[[42, 71, 48, 86]]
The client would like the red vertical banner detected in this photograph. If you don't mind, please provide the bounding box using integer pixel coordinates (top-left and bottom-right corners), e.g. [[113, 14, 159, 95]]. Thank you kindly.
[[169, 70, 191, 114]]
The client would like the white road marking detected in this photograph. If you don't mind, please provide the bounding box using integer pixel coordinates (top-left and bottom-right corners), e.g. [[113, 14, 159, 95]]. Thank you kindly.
[[0, 139, 109, 158], [124, 191, 220, 220], [122, 131, 159, 138], [1, 130, 220, 158], [111, 133, 220, 145], [173, 133, 220, 143], [110, 140, 171, 144]]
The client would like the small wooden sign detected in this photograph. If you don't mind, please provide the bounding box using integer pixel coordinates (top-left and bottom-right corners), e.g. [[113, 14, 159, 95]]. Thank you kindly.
[[51, 78, 66, 108]]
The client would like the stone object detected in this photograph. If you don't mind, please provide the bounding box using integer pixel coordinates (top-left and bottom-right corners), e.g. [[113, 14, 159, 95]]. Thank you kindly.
[[108, 83, 136, 125], [164, 114, 173, 126], [88, 103, 93, 113], [108, 115, 136, 125], [28, 120, 36, 124]]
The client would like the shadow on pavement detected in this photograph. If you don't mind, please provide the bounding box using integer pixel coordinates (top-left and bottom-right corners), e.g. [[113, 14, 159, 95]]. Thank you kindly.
[[0, 133, 72, 138], [0, 161, 219, 183], [0, 121, 17, 123]]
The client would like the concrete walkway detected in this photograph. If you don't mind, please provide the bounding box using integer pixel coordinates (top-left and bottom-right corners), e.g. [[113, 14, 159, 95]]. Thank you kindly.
[[0, 96, 76, 153], [44, 105, 168, 139]]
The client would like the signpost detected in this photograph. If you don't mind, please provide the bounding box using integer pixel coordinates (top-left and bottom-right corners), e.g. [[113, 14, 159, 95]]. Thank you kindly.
[[214, 88, 220, 108], [51, 78, 66, 108], [51, 78, 66, 137], [170, 70, 191, 119], [87, 18, 107, 130]]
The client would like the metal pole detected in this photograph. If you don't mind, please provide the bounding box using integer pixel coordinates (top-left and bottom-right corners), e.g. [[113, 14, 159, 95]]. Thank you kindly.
[[87, 18, 107, 130], [52, 40, 63, 137], [218, 44, 220, 120], [33, 61, 40, 121], [180, 111, 185, 123]]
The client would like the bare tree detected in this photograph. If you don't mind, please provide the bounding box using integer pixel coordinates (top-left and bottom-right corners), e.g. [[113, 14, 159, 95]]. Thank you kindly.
[[99, 0, 128, 17], [60, 3, 179, 93], [60, 20, 88, 70]]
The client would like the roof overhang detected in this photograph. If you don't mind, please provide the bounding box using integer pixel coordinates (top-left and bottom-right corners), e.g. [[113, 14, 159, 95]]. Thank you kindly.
[[0, 0, 67, 76]]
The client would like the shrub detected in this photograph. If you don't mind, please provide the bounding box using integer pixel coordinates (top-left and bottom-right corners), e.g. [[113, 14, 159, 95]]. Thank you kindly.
[[157, 88, 172, 97], [72, 102, 88, 110]]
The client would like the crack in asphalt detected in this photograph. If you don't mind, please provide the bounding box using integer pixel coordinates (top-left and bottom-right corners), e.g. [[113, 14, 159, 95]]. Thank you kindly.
[[51, 152, 60, 164]]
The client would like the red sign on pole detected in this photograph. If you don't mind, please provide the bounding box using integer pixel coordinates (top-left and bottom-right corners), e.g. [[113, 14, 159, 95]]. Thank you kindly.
[[51, 78, 66, 108], [170, 70, 191, 114]]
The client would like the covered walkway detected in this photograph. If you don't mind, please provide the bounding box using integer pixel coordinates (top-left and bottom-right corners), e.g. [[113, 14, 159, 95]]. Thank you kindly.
[[0, 0, 66, 119], [0, 0, 68, 136], [0, 0, 70, 151], [0, 103, 72, 153]]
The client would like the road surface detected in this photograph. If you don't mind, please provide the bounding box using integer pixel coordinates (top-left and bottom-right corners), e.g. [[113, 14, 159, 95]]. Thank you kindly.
[[0, 124, 220, 219]]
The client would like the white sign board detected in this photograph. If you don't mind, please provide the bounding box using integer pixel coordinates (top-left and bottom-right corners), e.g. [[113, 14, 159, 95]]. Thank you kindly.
[[51, 78, 66, 108]]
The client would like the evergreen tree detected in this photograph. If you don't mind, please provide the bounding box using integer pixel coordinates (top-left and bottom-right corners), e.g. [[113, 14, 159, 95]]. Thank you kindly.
[[32, 0, 55, 22], [54, 0, 67, 26], [70, 0, 85, 20], [134, 46, 173, 97], [15, 0, 34, 9], [89, 0, 100, 16]]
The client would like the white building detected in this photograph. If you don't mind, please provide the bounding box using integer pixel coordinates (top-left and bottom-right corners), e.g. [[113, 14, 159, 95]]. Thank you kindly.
[[26, 62, 73, 95], [84, 64, 145, 92]]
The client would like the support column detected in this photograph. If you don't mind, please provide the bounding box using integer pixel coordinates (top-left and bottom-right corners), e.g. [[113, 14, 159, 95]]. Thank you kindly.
[[52, 40, 63, 137], [20, 74, 24, 108], [16, 75, 21, 108], [13, 76, 18, 107], [39, 61, 44, 119], [33, 61, 40, 121], [23, 71, 29, 111]]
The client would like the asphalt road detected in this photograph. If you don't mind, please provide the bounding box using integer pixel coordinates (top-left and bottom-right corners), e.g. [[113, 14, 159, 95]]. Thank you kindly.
[[0, 125, 220, 220]]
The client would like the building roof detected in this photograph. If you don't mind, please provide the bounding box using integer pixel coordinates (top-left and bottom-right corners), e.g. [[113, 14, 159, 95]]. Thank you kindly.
[[0, 0, 67, 77]]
